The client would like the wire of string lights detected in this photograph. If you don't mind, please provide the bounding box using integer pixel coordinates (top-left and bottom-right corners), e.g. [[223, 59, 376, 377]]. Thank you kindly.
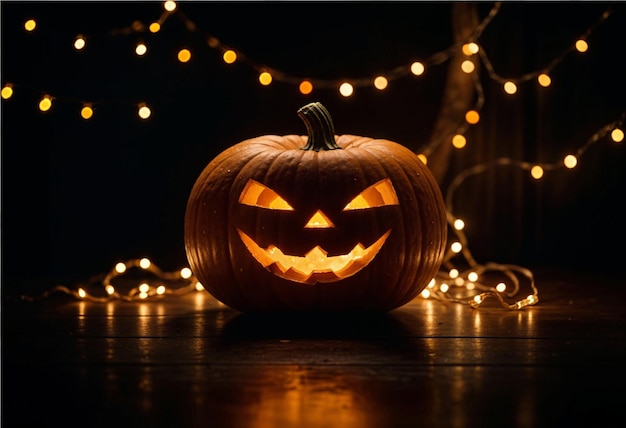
[[6, 1, 625, 309]]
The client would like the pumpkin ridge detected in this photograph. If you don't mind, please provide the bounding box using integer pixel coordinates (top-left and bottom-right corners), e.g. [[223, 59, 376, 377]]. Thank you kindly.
[[351, 143, 414, 308], [366, 143, 446, 306], [363, 143, 431, 306], [185, 143, 264, 305]]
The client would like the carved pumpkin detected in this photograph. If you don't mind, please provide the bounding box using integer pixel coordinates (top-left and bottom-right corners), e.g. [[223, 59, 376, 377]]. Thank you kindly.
[[185, 102, 447, 312]]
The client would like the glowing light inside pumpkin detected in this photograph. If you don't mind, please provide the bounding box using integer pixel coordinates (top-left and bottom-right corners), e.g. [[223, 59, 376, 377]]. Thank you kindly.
[[343, 179, 399, 210], [238, 229, 391, 284], [304, 210, 335, 228], [239, 179, 294, 210]]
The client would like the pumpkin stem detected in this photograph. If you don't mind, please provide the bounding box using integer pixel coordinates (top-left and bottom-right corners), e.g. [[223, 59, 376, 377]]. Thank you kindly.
[[297, 102, 341, 151]]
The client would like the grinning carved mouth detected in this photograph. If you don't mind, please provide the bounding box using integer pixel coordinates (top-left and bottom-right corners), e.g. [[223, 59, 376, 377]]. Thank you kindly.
[[237, 229, 391, 284]]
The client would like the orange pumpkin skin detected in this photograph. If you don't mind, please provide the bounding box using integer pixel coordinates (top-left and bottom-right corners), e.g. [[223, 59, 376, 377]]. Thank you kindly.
[[185, 103, 447, 312]]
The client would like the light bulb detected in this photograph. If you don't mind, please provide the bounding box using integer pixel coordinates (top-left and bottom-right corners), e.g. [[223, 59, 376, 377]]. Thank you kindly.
[[299, 80, 313, 95], [530, 165, 544, 179], [611, 128, 624, 143], [410, 62, 425, 76], [504, 81, 517, 94], [80, 105, 93, 120], [452, 134, 466, 149], [177, 48, 191, 63], [39, 95, 52, 112], [223, 50, 237, 64], [164, 1, 177, 12], [1, 85, 14, 100], [575, 39, 588, 53], [339, 82, 354, 97], [465, 110, 480, 124], [149, 22, 161, 33], [139, 258, 151, 269], [74, 35, 86, 50], [24, 19, 36, 32], [461, 60, 475, 73], [138, 104, 151, 119], [563, 154, 578, 169], [259, 71, 272, 86], [453, 219, 465, 230], [373, 76, 388, 90], [135, 43, 147, 56], [451, 242, 462, 253], [537, 73, 551, 87]]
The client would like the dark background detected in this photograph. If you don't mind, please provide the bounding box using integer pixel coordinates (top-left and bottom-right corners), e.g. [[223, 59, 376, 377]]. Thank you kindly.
[[2, 2, 625, 296]]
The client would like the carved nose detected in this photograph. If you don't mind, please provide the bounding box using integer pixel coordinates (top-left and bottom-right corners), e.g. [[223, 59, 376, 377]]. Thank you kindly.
[[304, 210, 335, 229]]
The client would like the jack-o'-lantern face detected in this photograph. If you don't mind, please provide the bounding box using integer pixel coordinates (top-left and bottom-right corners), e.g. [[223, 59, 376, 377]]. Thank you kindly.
[[236, 178, 399, 284]]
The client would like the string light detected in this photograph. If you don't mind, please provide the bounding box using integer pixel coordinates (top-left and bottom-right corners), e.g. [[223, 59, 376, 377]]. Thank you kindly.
[[537, 73, 551, 87], [177, 48, 191, 63], [611, 128, 624, 143], [163, 1, 177, 12], [410, 62, 425, 76], [38, 95, 52, 112], [222, 49, 237, 64], [258, 71, 272, 86], [24, 19, 36, 32], [135, 43, 148, 56], [339, 82, 354, 97], [503, 81, 517, 94], [74, 35, 86, 50], [1, 84, 14, 99], [299, 80, 313, 95], [452, 134, 467, 149], [80, 104, 94, 120], [465, 110, 480, 124], [563, 154, 578, 169], [137, 103, 151, 119], [461, 60, 475, 74], [373, 76, 388, 90], [575, 39, 589, 53], [149, 22, 160, 33], [21, 258, 203, 303]]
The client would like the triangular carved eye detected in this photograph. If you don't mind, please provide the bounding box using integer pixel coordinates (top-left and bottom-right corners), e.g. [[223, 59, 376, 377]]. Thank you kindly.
[[239, 179, 294, 210], [343, 178, 399, 210]]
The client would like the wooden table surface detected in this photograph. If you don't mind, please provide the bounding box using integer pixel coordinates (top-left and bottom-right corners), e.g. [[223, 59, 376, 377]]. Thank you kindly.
[[3, 269, 625, 428]]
